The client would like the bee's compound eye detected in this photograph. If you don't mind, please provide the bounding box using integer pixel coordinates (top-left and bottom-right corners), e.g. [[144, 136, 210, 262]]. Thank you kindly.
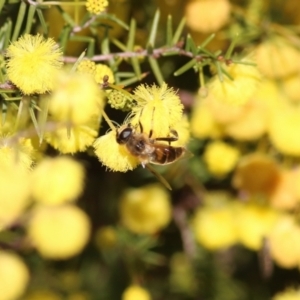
[[117, 127, 132, 144]]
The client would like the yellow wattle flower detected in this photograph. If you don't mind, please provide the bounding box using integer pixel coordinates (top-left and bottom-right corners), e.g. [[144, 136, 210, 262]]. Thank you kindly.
[[119, 184, 171, 234], [203, 141, 240, 176], [235, 202, 278, 250], [31, 157, 85, 205], [94, 63, 115, 84], [192, 203, 238, 250], [93, 129, 140, 172], [208, 59, 261, 106], [0, 161, 31, 229], [268, 214, 300, 268], [48, 71, 104, 124], [255, 36, 300, 79], [6, 34, 63, 95], [76, 59, 96, 76], [185, 0, 231, 33], [45, 117, 100, 154], [190, 98, 223, 139], [122, 285, 151, 300], [86, 0, 108, 15], [0, 251, 29, 300], [232, 153, 281, 196], [268, 104, 300, 156], [130, 83, 184, 138], [28, 204, 90, 259], [224, 99, 268, 141]]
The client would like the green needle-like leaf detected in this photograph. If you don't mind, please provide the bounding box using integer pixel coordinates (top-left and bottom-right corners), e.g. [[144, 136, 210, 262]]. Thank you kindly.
[[2, 20, 12, 49], [0, 0, 5, 14], [25, 5, 36, 34], [111, 38, 127, 51], [101, 34, 114, 67], [147, 10, 160, 47], [29, 104, 40, 139], [130, 57, 141, 79], [172, 17, 186, 45], [166, 15, 173, 46], [70, 50, 87, 73], [225, 34, 239, 59], [56, 5, 76, 27], [185, 34, 197, 55], [174, 58, 197, 76], [127, 18, 136, 51], [148, 56, 164, 85], [118, 73, 148, 87], [59, 25, 72, 52], [215, 61, 224, 82], [37, 98, 49, 144], [36, 9, 48, 35], [12, 1, 27, 42], [70, 35, 95, 57], [98, 13, 129, 31], [116, 72, 136, 78], [199, 33, 215, 49]]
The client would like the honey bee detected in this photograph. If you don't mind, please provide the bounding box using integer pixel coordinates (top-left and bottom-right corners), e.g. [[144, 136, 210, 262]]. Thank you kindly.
[[116, 122, 187, 189]]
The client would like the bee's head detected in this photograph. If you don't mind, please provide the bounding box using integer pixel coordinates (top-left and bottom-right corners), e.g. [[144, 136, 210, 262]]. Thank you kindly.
[[116, 124, 133, 144]]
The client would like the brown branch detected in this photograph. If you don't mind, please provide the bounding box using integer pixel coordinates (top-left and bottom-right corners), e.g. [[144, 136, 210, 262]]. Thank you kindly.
[[63, 45, 205, 63]]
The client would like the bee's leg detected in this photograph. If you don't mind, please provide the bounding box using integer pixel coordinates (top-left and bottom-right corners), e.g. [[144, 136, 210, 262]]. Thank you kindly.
[[141, 162, 146, 168], [155, 129, 179, 143]]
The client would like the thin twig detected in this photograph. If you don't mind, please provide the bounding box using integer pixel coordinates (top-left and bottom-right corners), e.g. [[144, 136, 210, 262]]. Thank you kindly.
[[63, 46, 202, 63]]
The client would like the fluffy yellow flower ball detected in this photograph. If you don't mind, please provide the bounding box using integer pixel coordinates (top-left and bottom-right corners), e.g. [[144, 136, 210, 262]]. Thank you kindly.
[[232, 153, 281, 196], [94, 63, 115, 84], [208, 59, 261, 106], [93, 129, 140, 172], [6, 34, 63, 95], [185, 0, 231, 33], [224, 99, 268, 141], [0, 161, 31, 229], [268, 214, 300, 268], [45, 117, 100, 154], [269, 170, 299, 210], [130, 83, 184, 138], [193, 203, 238, 250], [235, 202, 278, 250], [256, 37, 300, 79], [203, 141, 240, 176], [48, 72, 104, 124], [86, 0, 108, 14], [27, 205, 90, 259], [268, 104, 300, 156], [0, 138, 34, 171], [171, 114, 191, 147], [280, 73, 300, 103], [190, 99, 223, 139], [31, 157, 85, 205], [119, 184, 171, 234], [122, 285, 151, 300], [76, 59, 96, 76], [205, 93, 245, 124], [0, 251, 29, 300]]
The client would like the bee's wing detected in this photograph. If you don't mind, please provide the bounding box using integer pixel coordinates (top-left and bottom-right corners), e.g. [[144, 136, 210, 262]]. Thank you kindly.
[[145, 164, 172, 190]]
